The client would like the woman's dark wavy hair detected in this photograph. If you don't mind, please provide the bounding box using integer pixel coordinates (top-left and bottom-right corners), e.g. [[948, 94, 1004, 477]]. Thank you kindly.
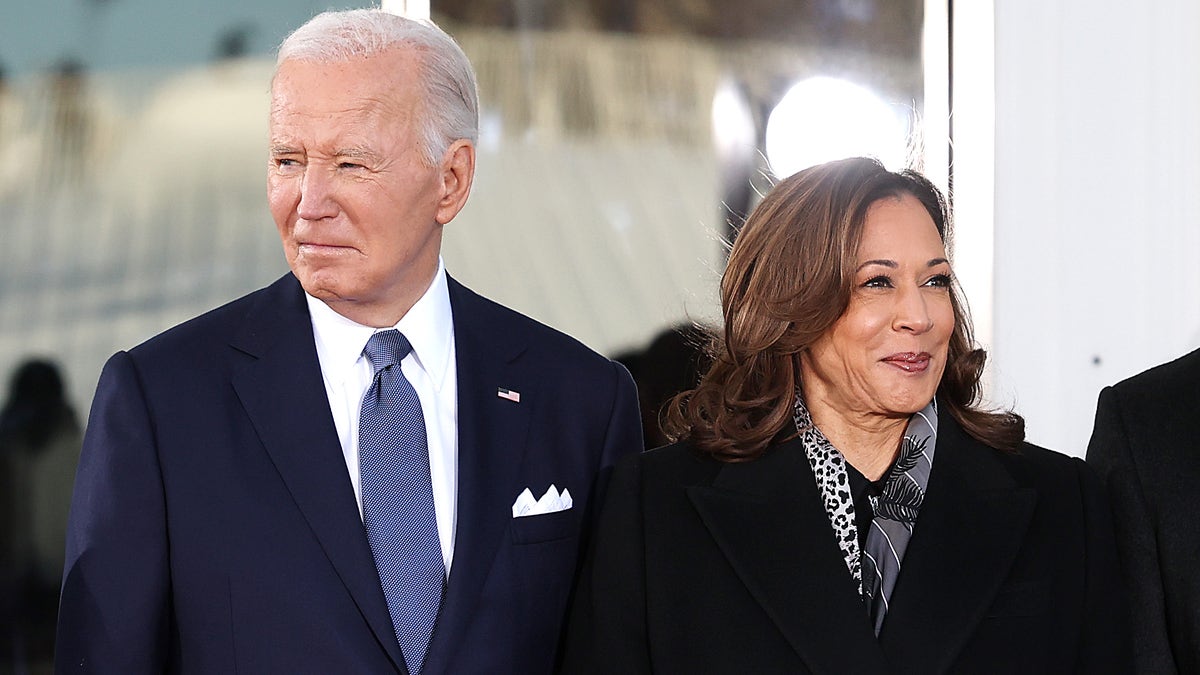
[[664, 157, 1024, 461]]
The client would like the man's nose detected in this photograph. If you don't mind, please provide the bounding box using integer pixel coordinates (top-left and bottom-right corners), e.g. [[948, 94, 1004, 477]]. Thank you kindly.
[[296, 166, 338, 221]]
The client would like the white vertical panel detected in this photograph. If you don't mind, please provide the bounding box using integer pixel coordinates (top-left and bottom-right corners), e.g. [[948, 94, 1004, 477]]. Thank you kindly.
[[922, 0, 950, 195], [380, 0, 430, 20], [985, 0, 1200, 455], [947, 0, 996, 382]]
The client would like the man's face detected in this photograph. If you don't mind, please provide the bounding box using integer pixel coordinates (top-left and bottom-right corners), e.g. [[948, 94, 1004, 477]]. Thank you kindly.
[[268, 49, 470, 326]]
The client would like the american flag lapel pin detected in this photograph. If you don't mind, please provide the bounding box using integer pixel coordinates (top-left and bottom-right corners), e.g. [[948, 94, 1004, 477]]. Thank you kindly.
[[497, 387, 521, 403]]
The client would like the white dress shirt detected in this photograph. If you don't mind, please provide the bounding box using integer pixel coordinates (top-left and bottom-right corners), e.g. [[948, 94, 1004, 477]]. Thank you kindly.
[[305, 260, 459, 573]]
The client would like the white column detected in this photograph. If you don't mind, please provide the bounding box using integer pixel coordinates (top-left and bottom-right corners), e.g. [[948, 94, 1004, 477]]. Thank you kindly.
[[983, 0, 1200, 455], [921, 0, 951, 195], [380, 0, 430, 19], [945, 0, 996, 383]]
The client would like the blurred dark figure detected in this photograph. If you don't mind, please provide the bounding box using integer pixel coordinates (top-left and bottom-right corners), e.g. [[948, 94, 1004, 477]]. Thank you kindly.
[[630, 324, 709, 448], [0, 60, 16, 149], [213, 23, 256, 61], [0, 360, 82, 669]]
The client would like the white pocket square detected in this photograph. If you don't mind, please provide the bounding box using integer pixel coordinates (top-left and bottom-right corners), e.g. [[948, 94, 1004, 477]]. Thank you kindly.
[[511, 484, 573, 518]]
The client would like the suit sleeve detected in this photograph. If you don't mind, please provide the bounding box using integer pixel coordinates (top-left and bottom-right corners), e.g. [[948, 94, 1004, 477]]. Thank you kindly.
[[1085, 387, 1176, 675], [1071, 457, 1133, 673], [56, 352, 170, 673], [560, 453, 652, 675]]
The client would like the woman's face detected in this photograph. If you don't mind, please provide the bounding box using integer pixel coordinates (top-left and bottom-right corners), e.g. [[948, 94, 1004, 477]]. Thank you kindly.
[[801, 193, 955, 419]]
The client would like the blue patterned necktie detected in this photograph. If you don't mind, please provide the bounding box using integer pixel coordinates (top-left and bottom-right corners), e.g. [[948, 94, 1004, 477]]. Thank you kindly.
[[359, 330, 444, 674]]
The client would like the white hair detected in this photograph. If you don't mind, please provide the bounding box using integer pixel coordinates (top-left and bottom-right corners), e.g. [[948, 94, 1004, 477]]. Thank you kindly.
[[277, 9, 479, 165]]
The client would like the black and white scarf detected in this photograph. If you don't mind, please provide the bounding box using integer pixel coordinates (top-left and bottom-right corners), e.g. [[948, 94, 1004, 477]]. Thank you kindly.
[[793, 391, 938, 635]]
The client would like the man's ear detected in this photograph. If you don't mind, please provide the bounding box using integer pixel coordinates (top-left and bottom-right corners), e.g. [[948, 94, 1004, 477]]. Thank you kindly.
[[435, 139, 476, 225]]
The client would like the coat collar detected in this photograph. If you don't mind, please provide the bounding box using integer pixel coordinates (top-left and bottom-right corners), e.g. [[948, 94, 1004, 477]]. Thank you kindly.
[[227, 274, 408, 671], [687, 407, 1037, 675], [687, 436, 890, 675], [877, 407, 1036, 674]]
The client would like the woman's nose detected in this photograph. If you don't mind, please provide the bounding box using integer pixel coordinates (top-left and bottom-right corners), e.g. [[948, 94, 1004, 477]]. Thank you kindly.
[[893, 286, 933, 334]]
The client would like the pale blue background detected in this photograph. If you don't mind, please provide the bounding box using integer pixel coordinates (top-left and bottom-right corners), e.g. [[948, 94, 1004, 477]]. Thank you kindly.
[[1, 0, 334, 76]]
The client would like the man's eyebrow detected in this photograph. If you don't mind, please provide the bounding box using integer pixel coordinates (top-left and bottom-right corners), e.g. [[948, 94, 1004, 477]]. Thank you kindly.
[[269, 144, 299, 155], [335, 147, 380, 161]]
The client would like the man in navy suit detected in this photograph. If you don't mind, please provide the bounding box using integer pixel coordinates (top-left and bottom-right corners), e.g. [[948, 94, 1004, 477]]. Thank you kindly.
[[56, 10, 642, 673]]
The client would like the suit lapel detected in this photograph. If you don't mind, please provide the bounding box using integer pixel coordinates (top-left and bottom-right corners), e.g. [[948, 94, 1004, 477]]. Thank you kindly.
[[878, 411, 1037, 674], [423, 278, 532, 670], [228, 275, 407, 672], [687, 438, 889, 675]]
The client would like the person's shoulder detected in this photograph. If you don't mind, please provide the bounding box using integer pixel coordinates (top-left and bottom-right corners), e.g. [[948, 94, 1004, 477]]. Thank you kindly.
[[128, 274, 295, 361], [991, 439, 1098, 501], [939, 410, 1086, 491], [1005, 439, 1082, 473], [1093, 347, 1200, 431], [1108, 346, 1200, 400], [448, 277, 618, 371], [618, 438, 722, 485]]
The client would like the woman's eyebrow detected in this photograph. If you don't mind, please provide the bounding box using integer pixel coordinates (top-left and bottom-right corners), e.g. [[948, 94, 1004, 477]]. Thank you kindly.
[[856, 257, 950, 272], [856, 259, 897, 271]]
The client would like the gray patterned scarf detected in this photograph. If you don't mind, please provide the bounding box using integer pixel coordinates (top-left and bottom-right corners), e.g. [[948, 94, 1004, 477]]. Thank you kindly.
[[793, 391, 938, 635]]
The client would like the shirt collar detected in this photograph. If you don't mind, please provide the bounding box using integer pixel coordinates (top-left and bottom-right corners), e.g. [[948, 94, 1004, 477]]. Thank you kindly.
[[306, 258, 455, 392], [395, 259, 454, 392]]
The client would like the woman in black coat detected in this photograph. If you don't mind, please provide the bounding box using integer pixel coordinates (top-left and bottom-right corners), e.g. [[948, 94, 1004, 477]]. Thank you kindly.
[[563, 157, 1132, 674]]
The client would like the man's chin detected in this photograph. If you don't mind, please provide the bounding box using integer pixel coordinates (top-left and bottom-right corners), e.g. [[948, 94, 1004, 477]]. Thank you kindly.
[[293, 274, 349, 303]]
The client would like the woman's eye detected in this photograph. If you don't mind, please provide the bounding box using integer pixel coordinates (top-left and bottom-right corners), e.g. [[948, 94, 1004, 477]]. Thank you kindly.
[[863, 275, 893, 288], [925, 273, 952, 287]]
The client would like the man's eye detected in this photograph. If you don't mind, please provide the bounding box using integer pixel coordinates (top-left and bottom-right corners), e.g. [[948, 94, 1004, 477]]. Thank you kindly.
[[339, 162, 365, 170]]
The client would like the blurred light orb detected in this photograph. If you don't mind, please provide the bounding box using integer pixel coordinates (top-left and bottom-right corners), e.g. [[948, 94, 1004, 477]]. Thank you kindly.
[[711, 77, 757, 160], [765, 76, 908, 179]]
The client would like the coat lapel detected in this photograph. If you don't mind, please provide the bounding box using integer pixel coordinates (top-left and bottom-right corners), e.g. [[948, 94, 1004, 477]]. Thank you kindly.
[[687, 438, 889, 675], [228, 275, 407, 672], [878, 411, 1037, 674], [422, 278, 533, 671]]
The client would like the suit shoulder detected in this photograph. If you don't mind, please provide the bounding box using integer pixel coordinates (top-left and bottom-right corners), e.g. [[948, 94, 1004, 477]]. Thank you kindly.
[[128, 276, 293, 361], [1096, 348, 1200, 435], [1108, 346, 1200, 401], [450, 278, 620, 371]]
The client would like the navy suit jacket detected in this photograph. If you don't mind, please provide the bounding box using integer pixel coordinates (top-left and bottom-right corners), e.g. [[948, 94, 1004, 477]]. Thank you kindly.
[[57, 273, 642, 674]]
